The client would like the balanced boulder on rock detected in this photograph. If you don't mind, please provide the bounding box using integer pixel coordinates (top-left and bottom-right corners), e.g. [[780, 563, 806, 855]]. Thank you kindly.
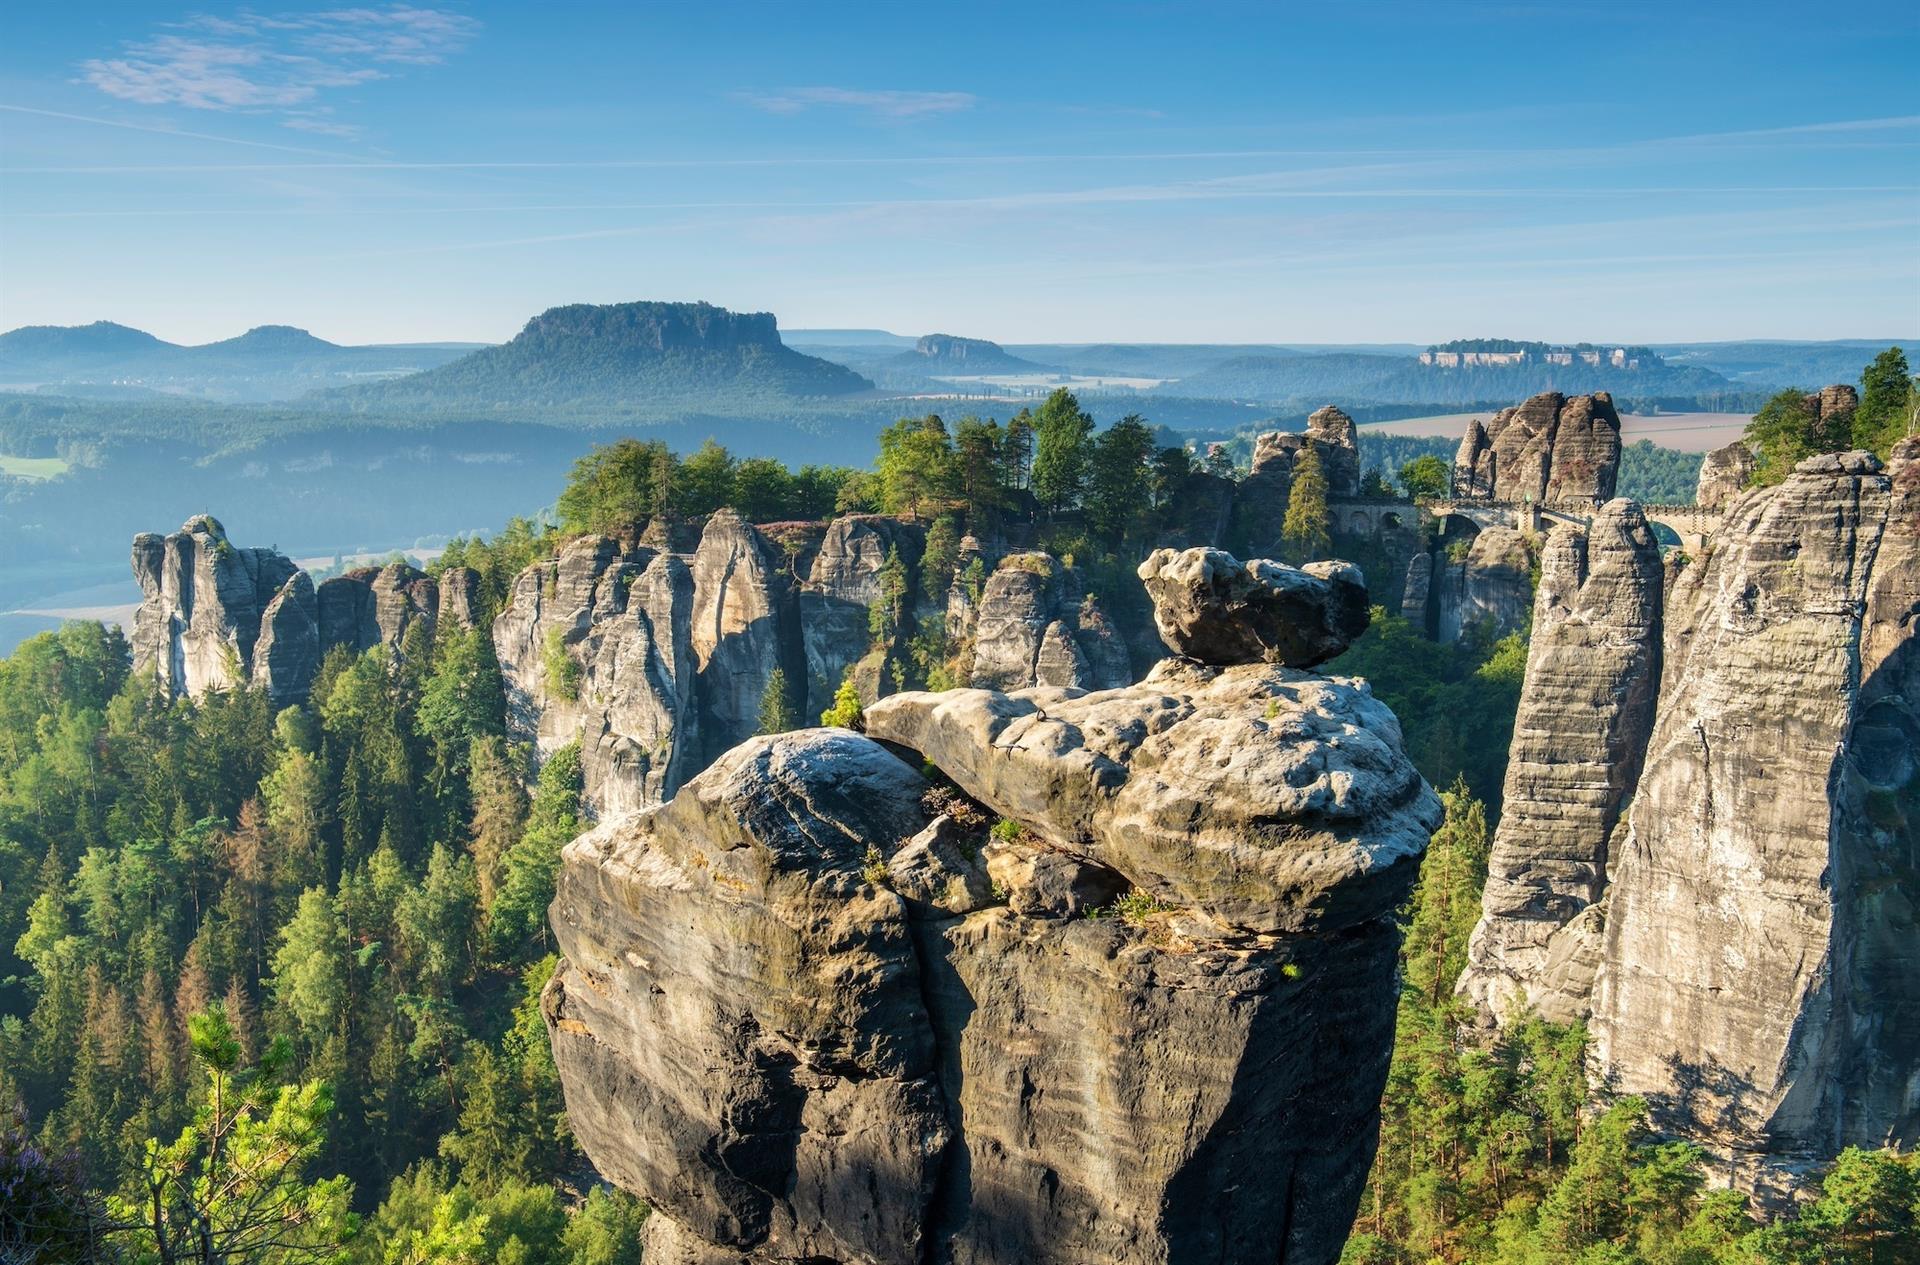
[[1136, 547, 1368, 667], [545, 547, 1439, 1263]]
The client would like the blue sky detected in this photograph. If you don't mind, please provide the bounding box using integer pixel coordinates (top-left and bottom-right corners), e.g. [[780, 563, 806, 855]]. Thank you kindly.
[[1, 1, 1915, 346]]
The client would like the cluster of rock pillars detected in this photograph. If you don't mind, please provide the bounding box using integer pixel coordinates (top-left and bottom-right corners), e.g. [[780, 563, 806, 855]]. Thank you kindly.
[[126, 386, 1918, 1262]]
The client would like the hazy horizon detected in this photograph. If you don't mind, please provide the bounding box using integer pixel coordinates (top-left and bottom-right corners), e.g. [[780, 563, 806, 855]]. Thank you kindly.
[[3, 2, 1916, 346]]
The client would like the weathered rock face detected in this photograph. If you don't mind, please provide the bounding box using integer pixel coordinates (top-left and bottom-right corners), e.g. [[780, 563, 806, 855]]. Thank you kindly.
[[1452, 419, 1494, 498], [1137, 547, 1369, 667], [1434, 526, 1533, 642], [1231, 409, 1364, 554], [964, 553, 1131, 692], [131, 516, 306, 702], [1806, 383, 1859, 441], [130, 516, 459, 704], [1542, 393, 1623, 504], [865, 660, 1439, 938], [1695, 441, 1755, 510], [1457, 500, 1663, 1025], [1306, 404, 1361, 498], [316, 561, 439, 658], [1401, 551, 1433, 622], [494, 536, 699, 817], [691, 510, 805, 760], [1452, 392, 1622, 505], [1589, 451, 1920, 1197], [252, 574, 322, 705], [544, 731, 951, 1265], [436, 565, 481, 630], [799, 515, 926, 716], [545, 557, 1441, 1263]]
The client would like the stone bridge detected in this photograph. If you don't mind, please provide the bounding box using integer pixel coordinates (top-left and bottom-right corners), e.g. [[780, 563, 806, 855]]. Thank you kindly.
[[1425, 498, 1722, 553], [1329, 495, 1416, 537]]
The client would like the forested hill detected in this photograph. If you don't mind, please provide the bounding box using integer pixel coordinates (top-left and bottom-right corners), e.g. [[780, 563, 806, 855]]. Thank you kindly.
[[320, 301, 874, 418], [0, 321, 474, 403]]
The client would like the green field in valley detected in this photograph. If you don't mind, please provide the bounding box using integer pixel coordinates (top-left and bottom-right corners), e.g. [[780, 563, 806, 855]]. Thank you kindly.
[[0, 454, 70, 480]]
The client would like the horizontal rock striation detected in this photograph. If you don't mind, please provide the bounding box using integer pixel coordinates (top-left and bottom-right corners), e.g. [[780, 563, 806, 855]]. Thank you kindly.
[[545, 551, 1439, 1263], [1457, 499, 1663, 1025], [1589, 450, 1920, 1197]]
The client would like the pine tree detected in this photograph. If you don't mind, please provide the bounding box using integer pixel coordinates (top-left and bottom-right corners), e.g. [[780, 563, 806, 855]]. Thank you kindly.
[[1854, 346, 1914, 456], [756, 668, 798, 736], [1030, 389, 1094, 516], [1283, 444, 1332, 563], [820, 672, 864, 730], [466, 736, 529, 911], [487, 746, 582, 960], [110, 1004, 357, 1265]]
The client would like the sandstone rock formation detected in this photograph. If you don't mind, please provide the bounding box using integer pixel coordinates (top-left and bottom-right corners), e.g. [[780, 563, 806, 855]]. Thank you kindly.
[[131, 516, 303, 701], [1805, 383, 1860, 440], [545, 549, 1441, 1263], [691, 509, 805, 760], [1306, 404, 1361, 497], [316, 561, 439, 658], [1457, 500, 1663, 1025], [251, 572, 322, 704], [1451, 392, 1622, 505], [1401, 551, 1433, 625], [799, 515, 926, 715], [1452, 419, 1494, 498], [1136, 547, 1368, 667], [962, 553, 1130, 692], [130, 516, 470, 706], [436, 565, 481, 629], [1434, 526, 1533, 642], [1589, 450, 1920, 1197], [493, 536, 699, 817], [1232, 408, 1365, 555], [1695, 441, 1755, 510]]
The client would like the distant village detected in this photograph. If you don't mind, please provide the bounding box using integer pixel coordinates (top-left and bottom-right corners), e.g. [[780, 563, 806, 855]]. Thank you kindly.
[[1419, 339, 1654, 370]]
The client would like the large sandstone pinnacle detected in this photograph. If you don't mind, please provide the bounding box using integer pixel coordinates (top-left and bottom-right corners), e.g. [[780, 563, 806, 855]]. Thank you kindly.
[[1450, 391, 1623, 506], [1589, 449, 1920, 1200], [1456, 499, 1664, 1026], [544, 552, 1440, 1264]]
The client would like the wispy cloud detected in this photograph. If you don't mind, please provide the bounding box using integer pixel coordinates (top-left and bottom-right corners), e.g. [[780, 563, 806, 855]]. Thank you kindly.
[[79, 5, 479, 133], [0, 103, 364, 157], [737, 86, 975, 118]]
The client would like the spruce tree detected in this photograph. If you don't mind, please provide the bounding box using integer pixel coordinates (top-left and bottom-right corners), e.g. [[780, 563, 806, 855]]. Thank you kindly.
[[1283, 444, 1332, 563], [756, 668, 799, 736]]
